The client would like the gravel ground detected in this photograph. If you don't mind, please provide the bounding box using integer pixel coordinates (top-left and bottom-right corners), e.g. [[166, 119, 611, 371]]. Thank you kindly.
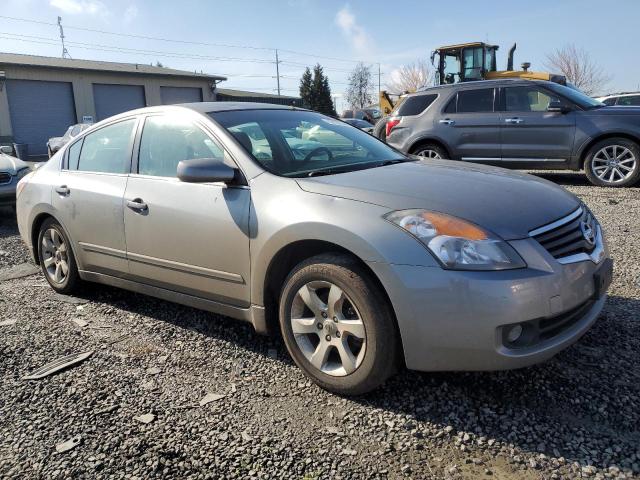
[[0, 172, 639, 480]]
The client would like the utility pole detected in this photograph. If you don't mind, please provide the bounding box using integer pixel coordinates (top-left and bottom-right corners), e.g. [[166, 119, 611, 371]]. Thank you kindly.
[[57, 16, 71, 59], [275, 49, 281, 96]]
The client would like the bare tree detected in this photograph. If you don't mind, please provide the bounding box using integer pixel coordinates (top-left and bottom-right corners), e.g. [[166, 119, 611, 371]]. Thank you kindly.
[[386, 59, 432, 94], [346, 63, 373, 109], [544, 44, 611, 96]]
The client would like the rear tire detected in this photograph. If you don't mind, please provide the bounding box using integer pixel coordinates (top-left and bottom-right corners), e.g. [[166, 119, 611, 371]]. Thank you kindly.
[[412, 143, 448, 159], [37, 218, 81, 294], [583, 137, 640, 187], [279, 253, 398, 395]]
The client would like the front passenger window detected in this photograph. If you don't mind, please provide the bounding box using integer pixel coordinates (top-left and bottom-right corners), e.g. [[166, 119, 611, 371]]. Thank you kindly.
[[138, 116, 226, 177], [505, 87, 562, 112]]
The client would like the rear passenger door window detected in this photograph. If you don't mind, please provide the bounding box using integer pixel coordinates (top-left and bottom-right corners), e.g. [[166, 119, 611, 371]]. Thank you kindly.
[[138, 116, 227, 178], [67, 139, 83, 170], [77, 119, 137, 174], [456, 89, 495, 113]]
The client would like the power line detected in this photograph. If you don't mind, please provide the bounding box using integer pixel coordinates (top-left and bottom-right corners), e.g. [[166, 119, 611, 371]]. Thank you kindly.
[[0, 15, 387, 94], [0, 15, 379, 68]]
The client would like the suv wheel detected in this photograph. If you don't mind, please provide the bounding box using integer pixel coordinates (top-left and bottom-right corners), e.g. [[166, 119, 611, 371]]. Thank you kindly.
[[584, 138, 640, 187], [279, 254, 398, 395], [37, 218, 81, 294], [413, 144, 447, 159]]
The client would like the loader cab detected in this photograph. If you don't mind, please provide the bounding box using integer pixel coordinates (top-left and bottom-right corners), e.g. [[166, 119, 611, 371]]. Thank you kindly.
[[432, 42, 499, 85]]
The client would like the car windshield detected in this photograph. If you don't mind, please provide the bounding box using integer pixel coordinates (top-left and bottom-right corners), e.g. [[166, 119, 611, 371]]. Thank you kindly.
[[546, 83, 604, 109], [209, 109, 407, 177]]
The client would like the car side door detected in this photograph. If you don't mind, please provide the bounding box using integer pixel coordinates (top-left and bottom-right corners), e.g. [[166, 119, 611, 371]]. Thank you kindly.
[[52, 117, 138, 276], [123, 114, 251, 306], [432, 87, 501, 161], [499, 85, 576, 167]]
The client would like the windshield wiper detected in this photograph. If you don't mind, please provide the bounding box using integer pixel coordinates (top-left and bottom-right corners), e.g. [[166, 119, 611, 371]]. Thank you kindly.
[[377, 158, 411, 167], [306, 166, 360, 177]]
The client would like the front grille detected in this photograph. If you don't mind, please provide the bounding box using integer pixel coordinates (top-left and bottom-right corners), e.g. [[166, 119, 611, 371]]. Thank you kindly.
[[0, 172, 12, 185], [530, 207, 597, 260]]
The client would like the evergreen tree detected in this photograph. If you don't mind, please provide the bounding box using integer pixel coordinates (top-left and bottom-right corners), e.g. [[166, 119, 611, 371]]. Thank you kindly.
[[298, 64, 337, 116], [299, 67, 314, 109], [312, 64, 337, 116]]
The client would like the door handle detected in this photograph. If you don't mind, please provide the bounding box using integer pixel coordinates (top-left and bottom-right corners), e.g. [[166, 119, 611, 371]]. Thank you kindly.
[[55, 185, 70, 196], [504, 118, 524, 124], [126, 198, 148, 212], [439, 119, 455, 125]]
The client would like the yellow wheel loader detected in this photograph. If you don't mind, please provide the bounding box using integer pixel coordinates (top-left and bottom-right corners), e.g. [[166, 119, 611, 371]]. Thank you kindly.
[[430, 42, 567, 86]]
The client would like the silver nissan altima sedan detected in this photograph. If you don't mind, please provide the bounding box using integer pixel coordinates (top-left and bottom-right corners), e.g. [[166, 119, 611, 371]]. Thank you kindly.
[[16, 102, 613, 395]]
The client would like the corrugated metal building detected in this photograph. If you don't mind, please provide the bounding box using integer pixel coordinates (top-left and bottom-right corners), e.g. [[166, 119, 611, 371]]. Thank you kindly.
[[0, 53, 226, 157], [217, 88, 302, 107]]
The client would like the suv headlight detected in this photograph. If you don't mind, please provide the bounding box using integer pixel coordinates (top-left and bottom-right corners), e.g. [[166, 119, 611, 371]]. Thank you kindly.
[[16, 167, 30, 179], [384, 209, 526, 271]]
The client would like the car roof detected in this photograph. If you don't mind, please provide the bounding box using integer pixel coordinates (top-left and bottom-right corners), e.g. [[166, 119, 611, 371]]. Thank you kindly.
[[87, 102, 310, 128], [182, 101, 304, 113], [599, 92, 640, 99], [412, 79, 557, 96]]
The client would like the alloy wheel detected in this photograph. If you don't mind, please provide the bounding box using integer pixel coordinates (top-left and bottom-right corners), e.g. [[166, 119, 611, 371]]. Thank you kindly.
[[41, 228, 69, 284], [591, 145, 637, 184], [416, 149, 442, 159], [290, 280, 366, 377]]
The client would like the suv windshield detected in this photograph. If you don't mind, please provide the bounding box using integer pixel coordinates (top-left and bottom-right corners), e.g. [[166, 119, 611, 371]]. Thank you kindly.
[[546, 83, 604, 109], [210, 109, 406, 177]]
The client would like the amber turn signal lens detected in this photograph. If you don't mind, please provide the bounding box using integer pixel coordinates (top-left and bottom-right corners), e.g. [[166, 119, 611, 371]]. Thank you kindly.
[[421, 212, 487, 241]]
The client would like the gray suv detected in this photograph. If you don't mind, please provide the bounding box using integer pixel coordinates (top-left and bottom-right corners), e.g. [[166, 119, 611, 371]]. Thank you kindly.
[[385, 79, 640, 187]]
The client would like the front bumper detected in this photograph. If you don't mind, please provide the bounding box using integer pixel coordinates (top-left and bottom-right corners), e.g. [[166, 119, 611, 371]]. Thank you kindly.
[[369, 236, 611, 372], [0, 180, 17, 206]]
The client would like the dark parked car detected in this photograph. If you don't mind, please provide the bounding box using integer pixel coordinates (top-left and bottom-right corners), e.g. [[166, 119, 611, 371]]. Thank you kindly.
[[342, 118, 374, 133], [342, 108, 381, 124], [385, 79, 640, 187]]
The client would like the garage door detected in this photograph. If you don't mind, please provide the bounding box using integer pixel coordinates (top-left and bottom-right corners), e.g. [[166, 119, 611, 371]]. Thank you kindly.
[[6, 79, 77, 157], [160, 86, 203, 104], [93, 84, 146, 121]]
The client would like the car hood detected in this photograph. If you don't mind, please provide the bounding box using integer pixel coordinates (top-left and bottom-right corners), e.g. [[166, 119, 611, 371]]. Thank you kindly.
[[0, 153, 28, 175], [296, 159, 580, 240], [589, 106, 640, 115]]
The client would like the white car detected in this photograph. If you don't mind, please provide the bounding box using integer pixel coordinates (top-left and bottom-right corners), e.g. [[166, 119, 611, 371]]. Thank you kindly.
[[47, 123, 93, 158], [595, 92, 640, 107], [0, 146, 30, 207]]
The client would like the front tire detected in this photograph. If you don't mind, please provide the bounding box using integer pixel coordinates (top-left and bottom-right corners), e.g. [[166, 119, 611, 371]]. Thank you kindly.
[[37, 218, 81, 294], [279, 254, 398, 395], [584, 137, 640, 187]]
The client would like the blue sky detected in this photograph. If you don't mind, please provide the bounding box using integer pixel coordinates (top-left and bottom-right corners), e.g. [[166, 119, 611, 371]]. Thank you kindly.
[[2, 0, 638, 110]]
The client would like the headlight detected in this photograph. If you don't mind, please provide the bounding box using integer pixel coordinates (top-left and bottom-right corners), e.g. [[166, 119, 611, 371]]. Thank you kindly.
[[16, 167, 30, 179], [384, 209, 526, 271]]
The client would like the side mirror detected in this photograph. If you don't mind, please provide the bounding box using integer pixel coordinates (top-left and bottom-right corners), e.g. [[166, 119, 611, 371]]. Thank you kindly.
[[177, 158, 237, 184], [547, 101, 570, 114], [0, 146, 13, 155]]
